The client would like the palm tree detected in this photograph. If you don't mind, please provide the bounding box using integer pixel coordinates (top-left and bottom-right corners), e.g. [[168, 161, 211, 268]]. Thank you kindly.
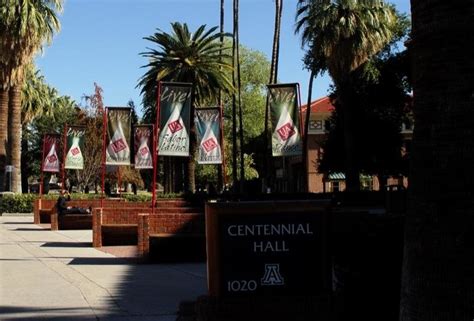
[[400, 2, 474, 320], [0, 0, 62, 192], [138, 22, 233, 193], [264, 0, 283, 192], [295, 0, 396, 191]]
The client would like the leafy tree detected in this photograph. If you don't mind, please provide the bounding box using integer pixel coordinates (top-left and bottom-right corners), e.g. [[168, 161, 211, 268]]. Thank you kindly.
[[319, 50, 412, 187], [295, 0, 398, 191], [138, 22, 234, 193], [0, 0, 63, 192], [196, 45, 270, 187]]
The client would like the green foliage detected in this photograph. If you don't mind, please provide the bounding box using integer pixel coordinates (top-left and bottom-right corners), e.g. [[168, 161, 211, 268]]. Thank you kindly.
[[320, 50, 412, 177], [0, 194, 36, 213]]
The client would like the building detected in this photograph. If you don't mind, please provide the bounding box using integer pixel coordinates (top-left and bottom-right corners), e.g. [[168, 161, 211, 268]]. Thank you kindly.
[[301, 96, 413, 193]]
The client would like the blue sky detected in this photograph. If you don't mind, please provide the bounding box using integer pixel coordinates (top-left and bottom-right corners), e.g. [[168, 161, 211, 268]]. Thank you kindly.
[[36, 0, 410, 114]]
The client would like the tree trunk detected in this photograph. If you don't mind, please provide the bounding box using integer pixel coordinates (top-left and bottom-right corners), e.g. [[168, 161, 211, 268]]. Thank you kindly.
[[21, 137, 29, 193], [8, 85, 22, 193], [0, 88, 9, 192], [235, 0, 245, 192], [186, 106, 196, 194], [338, 83, 360, 191], [400, 1, 474, 320], [231, 0, 238, 193], [218, 0, 225, 192], [303, 70, 315, 193]]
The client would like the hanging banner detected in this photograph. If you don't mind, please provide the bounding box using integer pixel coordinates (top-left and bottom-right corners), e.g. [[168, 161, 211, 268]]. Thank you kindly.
[[133, 125, 153, 169], [195, 108, 223, 164], [268, 84, 303, 157], [42, 134, 60, 172], [64, 126, 85, 170], [158, 83, 192, 157], [106, 107, 132, 165]]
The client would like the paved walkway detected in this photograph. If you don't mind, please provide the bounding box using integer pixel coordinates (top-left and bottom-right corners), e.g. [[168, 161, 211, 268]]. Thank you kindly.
[[0, 215, 207, 321]]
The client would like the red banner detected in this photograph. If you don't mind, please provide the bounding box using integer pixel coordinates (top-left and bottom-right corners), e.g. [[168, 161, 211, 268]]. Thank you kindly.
[[42, 134, 60, 173]]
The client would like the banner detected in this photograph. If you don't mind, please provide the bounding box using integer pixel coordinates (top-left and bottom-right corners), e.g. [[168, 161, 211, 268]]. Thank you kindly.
[[64, 126, 85, 170], [158, 83, 192, 157], [195, 108, 223, 164], [133, 125, 153, 169], [268, 84, 303, 157], [42, 134, 60, 172], [106, 108, 131, 165]]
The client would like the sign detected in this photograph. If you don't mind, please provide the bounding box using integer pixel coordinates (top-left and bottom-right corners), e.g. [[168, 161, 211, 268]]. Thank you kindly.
[[206, 201, 331, 297], [64, 126, 85, 169], [42, 134, 60, 173], [158, 83, 192, 157], [195, 108, 223, 164], [133, 125, 153, 169], [267, 84, 303, 157], [5, 165, 13, 173], [106, 107, 132, 165]]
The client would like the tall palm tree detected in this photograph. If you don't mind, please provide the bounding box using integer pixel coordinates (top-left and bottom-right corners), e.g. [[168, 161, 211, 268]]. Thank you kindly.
[[400, 1, 474, 320], [295, 0, 396, 191], [0, 0, 62, 192], [264, 0, 283, 192], [138, 22, 233, 193]]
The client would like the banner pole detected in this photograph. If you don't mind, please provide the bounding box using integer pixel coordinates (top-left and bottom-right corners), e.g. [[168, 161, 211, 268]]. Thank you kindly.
[[152, 81, 162, 213], [296, 83, 307, 193], [219, 105, 228, 189], [101, 108, 108, 208], [62, 125, 68, 191], [39, 134, 47, 199]]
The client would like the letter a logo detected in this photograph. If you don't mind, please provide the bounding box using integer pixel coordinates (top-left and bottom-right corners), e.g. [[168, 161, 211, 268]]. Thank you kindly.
[[261, 264, 285, 286]]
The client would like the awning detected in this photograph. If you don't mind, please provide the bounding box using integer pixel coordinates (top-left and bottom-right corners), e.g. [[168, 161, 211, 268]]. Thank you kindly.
[[328, 172, 345, 180]]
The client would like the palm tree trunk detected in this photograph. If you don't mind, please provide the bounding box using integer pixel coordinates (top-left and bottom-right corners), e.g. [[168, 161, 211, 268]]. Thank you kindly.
[[235, 0, 245, 191], [264, 0, 283, 193], [270, 0, 282, 85], [339, 83, 360, 192], [400, 1, 474, 320], [303, 70, 315, 193], [0, 88, 9, 192], [186, 105, 197, 194], [218, 0, 225, 192], [231, 0, 238, 193], [8, 85, 22, 193]]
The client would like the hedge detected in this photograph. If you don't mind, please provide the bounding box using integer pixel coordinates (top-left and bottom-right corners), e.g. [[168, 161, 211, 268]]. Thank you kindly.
[[0, 192, 186, 213]]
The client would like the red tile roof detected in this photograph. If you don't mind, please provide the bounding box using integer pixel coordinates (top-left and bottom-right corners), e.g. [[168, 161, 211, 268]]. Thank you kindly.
[[300, 96, 335, 113]]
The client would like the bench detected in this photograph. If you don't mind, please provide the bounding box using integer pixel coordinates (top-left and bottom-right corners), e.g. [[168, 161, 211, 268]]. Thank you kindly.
[[33, 198, 151, 227], [93, 207, 152, 247], [50, 206, 93, 231], [137, 212, 205, 261], [33, 197, 191, 225]]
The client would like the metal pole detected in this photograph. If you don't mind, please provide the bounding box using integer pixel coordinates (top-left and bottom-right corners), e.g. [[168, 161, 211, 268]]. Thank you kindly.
[[152, 81, 162, 214], [62, 125, 68, 191], [101, 108, 108, 208], [39, 134, 47, 198], [219, 105, 228, 188]]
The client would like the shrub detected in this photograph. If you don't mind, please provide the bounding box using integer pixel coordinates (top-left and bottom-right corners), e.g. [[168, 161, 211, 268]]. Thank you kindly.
[[0, 194, 37, 213]]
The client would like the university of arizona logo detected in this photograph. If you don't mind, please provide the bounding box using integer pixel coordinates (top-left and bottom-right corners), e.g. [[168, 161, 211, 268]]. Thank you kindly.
[[112, 138, 127, 153], [70, 147, 80, 156], [168, 120, 183, 133], [139, 146, 149, 156], [261, 264, 285, 286], [47, 154, 57, 163], [276, 123, 296, 141], [202, 137, 218, 153]]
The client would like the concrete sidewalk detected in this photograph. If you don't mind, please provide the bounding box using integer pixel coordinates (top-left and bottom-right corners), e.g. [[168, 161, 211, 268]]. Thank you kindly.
[[0, 215, 207, 321]]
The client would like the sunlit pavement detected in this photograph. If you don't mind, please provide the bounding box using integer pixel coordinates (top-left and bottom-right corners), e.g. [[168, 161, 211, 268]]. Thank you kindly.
[[0, 215, 207, 321]]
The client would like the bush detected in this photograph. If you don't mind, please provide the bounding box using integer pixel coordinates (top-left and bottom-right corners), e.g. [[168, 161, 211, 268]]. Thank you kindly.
[[0, 194, 37, 213], [0, 191, 188, 214]]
